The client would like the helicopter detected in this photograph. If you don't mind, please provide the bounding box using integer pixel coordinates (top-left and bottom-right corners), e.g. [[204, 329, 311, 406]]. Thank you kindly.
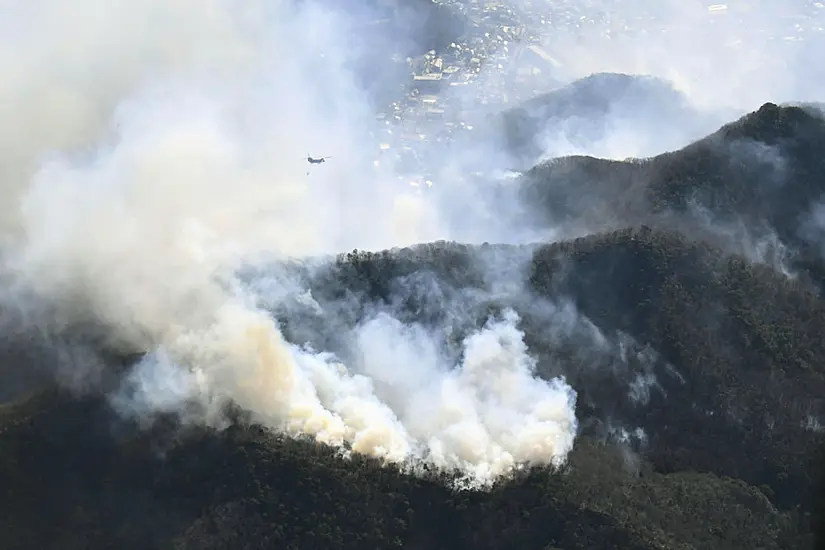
[[306, 154, 331, 165], [305, 154, 332, 175]]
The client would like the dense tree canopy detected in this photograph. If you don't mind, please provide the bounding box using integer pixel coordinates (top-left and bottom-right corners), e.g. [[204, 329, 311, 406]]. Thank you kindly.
[[4, 100, 825, 549]]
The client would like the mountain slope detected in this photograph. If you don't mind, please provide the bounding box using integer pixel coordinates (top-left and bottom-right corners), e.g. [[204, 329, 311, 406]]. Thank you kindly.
[[530, 227, 825, 513], [294, 229, 825, 515], [492, 72, 724, 165], [3, 224, 823, 548], [4, 101, 825, 549], [518, 102, 825, 283], [0, 385, 802, 549]]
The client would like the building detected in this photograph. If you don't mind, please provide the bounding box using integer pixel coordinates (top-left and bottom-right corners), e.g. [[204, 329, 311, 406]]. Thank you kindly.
[[412, 73, 444, 95]]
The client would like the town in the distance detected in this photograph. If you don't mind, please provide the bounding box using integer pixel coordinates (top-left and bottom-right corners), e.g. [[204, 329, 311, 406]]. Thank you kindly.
[[312, 0, 824, 191]]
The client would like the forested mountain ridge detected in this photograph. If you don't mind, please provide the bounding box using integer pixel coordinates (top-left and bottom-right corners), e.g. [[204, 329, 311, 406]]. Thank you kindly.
[[517, 101, 825, 287], [4, 101, 825, 548]]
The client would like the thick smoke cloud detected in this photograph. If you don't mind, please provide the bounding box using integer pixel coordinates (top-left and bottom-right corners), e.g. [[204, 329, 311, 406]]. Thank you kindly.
[[2, 0, 822, 486], [0, 0, 578, 486]]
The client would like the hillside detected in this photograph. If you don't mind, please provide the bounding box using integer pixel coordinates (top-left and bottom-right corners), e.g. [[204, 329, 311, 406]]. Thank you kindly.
[[0, 387, 801, 550], [491, 72, 726, 166], [0, 387, 800, 550], [3, 225, 825, 548], [517, 102, 825, 286], [4, 98, 825, 548], [8, 0, 825, 547], [299, 230, 825, 512]]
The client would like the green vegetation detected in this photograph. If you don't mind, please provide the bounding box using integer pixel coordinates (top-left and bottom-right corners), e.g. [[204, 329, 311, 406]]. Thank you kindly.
[[519, 103, 825, 283], [4, 102, 825, 548], [0, 387, 805, 549]]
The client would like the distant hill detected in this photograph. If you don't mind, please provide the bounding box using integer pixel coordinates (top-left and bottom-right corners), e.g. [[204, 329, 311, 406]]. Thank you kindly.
[[491, 72, 726, 166]]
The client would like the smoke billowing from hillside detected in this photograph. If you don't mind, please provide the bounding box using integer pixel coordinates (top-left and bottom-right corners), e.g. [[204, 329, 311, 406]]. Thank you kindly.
[[0, 0, 580, 485], [1, 0, 822, 485]]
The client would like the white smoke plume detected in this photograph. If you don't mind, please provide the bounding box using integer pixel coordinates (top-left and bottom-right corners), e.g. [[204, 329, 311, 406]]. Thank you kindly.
[[2, 0, 820, 486], [0, 0, 578, 486]]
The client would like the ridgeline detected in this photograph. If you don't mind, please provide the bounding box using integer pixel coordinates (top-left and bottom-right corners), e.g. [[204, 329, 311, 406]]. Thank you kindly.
[[4, 99, 825, 548]]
